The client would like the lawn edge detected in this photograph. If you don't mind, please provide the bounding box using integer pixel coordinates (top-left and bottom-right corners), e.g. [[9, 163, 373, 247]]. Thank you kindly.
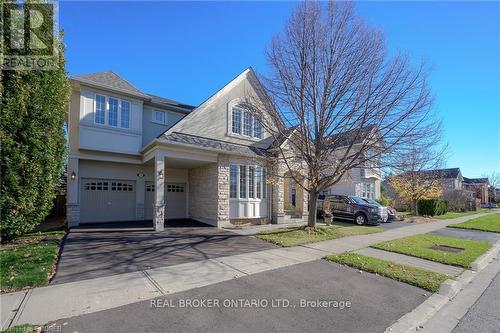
[[325, 253, 451, 292], [385, 237, 500, 333]]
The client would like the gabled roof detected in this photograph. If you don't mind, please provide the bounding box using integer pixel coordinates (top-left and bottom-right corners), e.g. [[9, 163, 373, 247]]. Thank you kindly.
[[265, 126, 299, 150], [463, 177, 489, 184], [158, 132, 270, 158], [72, 71, 195, 113]]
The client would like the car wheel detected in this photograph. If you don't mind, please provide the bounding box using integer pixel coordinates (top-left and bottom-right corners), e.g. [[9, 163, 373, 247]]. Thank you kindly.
[[355, 213, 367, 225]]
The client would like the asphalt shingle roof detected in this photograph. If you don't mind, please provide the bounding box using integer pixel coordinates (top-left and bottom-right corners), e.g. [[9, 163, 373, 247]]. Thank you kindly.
[[158, 132, 270, 158], [463, 177, 489, 184], [72, 71, 195, 112]]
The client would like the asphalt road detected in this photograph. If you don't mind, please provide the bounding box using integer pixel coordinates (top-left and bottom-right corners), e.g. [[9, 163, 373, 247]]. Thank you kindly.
[[48, 259, 428, 333], [452, 269, 500, 333]]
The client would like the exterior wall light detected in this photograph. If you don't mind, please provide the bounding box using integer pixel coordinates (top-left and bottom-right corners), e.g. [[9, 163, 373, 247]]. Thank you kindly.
[[70, 171, 76, 180], [137, 171, 145, 178], [158, 170, 163, 179]]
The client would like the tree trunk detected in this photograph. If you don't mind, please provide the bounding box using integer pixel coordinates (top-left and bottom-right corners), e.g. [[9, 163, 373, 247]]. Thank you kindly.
[[308, 190, 319, 228], [412, 199, 418, 216]]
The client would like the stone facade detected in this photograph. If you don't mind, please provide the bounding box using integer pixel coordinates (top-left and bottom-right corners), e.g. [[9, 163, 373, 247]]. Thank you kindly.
[[188, 163, 218, 226], [67, 204, 80, 227], [217, 155, 231, 227]]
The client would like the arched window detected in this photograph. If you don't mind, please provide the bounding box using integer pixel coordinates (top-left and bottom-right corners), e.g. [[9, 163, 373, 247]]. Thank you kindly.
[[231, 105, 263, 139]]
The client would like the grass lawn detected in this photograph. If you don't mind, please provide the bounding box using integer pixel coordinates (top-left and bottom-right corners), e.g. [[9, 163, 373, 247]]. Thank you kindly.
[[1, 230, 66, 292], [435, 209, 490, 220], [448, 214, 500, 233], [256, 224, 383, 247], [372, 234, 491, 268], [0, 324, 39, 333], [326, 253, 451, 292]]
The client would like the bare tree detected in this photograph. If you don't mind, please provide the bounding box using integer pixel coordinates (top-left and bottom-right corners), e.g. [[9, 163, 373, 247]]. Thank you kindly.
[[482, 171, 500, 202], [248, 1, 440, 227], [386, 134, 448, 214]]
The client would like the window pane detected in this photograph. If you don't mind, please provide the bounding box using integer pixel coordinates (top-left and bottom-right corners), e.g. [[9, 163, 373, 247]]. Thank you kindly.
[[108, 98, 118, 126], [256, 167, 262, 199], [232, 108, 241, 134], [230, 165, 238, 198], [239, 165, 247, 198], [154, 110, 165, 123], [95, 95, 105, 124], [243, 112, 252, 136], [121, 101, 130, 128], [254, 116, 262, 139], [249, 166, 255, 198]]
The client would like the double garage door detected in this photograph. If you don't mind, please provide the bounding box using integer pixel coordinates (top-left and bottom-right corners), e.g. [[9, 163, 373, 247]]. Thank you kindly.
[[80, 178, 187, 223]]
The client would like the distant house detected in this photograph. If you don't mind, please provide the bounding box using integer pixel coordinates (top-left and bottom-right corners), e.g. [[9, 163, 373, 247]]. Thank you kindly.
[[463, 177, 489, 204]]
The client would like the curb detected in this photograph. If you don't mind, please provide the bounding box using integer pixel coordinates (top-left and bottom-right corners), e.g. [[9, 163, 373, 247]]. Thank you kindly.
[[385, 238, 500, 333]]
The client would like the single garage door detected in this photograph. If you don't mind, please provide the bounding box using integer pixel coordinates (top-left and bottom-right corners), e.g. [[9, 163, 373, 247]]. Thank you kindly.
[[144, 182, 187, 220], [80, 178, 136, 223]]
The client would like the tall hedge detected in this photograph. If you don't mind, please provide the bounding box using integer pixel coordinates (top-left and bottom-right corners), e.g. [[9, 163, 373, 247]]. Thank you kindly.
[[417, 199, 448, 217], [0, 10, 70, 240]]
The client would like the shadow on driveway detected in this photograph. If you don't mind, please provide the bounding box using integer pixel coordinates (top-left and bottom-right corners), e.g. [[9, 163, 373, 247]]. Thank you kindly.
[[51, 219, 275, 285]]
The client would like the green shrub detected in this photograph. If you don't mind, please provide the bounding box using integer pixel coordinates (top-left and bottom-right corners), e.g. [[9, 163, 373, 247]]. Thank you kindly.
[[417, 199, 448, 216], [0, 26, 70, 240], [376, 197, 390, 206]]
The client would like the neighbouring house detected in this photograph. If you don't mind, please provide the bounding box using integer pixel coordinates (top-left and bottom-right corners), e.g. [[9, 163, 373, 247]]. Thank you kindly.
[[323, 127, 382, 200], [67, 68, 317, 230], [463, 177, 489, 204]]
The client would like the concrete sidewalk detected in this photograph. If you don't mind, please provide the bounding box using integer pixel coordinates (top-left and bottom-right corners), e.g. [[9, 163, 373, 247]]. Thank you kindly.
[[0, 212, 494, 330]]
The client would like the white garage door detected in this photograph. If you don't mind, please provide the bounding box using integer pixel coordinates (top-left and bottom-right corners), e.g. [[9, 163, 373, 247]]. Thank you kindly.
[[144, 182, 187, 220], [80, 178, 136, 223]]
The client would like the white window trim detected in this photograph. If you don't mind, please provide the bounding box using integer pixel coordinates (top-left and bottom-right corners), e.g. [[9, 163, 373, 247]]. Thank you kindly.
[[93, 93, 131, 130], [152, 109, 167, 125]]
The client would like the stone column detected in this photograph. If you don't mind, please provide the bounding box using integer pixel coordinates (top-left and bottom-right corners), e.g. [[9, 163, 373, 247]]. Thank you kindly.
[[154, 151, 166, 232], [217, 155, 230, 228], [271, 162, 285, 224], [67, 157, 80, 228]]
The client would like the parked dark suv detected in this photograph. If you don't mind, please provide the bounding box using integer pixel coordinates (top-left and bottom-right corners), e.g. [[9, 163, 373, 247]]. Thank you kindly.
[[317, 195, 385, 225]]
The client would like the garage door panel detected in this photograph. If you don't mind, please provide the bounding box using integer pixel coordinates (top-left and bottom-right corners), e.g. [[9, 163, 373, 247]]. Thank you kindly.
[[144, 182, 187, 220], [80, 178, 136, 223]]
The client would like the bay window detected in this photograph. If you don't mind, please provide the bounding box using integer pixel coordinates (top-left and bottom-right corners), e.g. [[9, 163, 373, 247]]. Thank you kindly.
[[94, 94, 131, 129], [230, 163, 266, 199], [239, 165, 247, 198], [230, 165, 238, 198]]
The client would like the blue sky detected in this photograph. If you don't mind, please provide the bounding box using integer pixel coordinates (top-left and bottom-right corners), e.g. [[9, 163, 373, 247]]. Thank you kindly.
[[60, 1, 500, 177]]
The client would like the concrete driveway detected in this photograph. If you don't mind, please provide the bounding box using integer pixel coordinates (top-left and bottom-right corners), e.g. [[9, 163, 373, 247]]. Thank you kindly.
[[48, 259, 429, 333], [51, 220, 275, 285]]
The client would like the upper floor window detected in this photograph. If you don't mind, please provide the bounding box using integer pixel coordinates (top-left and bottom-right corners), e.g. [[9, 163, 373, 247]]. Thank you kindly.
[[93, 94, 131, 129], [254, 116, 263, 139], [95, 95, 106, 124], [243, 112, 252, 136], [232, 108, 241, 134], [108, 98, 119, 127], [231, 106, 262, 139], [120, 101, 130, 128], [153, 110, 166, 124]]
